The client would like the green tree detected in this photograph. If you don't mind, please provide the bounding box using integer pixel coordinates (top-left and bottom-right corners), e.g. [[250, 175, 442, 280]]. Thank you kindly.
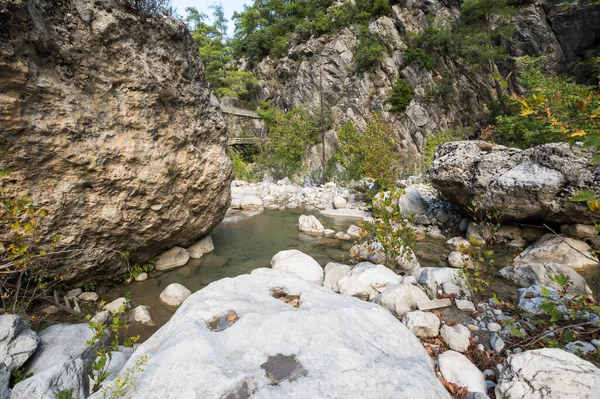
[[496, 57, 600, 149], [256, 106, 321, 179], [210, 2, 228, 40], [185, 7, 231, 89], [457, 0, 515, 113], [336, 115, 405, 189]]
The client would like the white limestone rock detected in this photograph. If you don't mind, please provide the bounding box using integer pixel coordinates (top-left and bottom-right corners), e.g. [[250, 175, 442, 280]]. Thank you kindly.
[[495, 348, 600, 398], [187, 236, 214, 259], [159, 283, 192, 307], [418, 267, 469, 297], [498, 262, 592, 296], [89, 268, 450, 399], [372, 283, 430, 317], [323, 263, 351, 293], [439, 350, 487, 394], [240, 195, 263, 210], [333, 196, 347, 209], [446, 237, 471, 251], [0, 315, 39, 371], [103, 297, 127, 314], [403, 311, 440, 338], [298, 215, 325, 235], [133, 306, 154, 325], [24, 323, 94, 376], [514, 234, 599, 270], [13, 359, 88, 399], [440, 324, 471, 353], [154, 247, 190, 271], [455, 299, 476, 312], [78, 292, 99, 302], [270, 250, 324, 285], [397, 188, 428, 216], [338, 262, 402, 300]]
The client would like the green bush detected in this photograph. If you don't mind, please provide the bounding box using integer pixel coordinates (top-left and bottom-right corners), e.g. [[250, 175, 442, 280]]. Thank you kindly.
[[215, 71, 258, 102], [229, 150, 256, 182], [256, 106, 320, 180], [336, 115, 406, 189], [388, 78, 413, 113], [404, 47, 437, 69], [495, 57, 600, 148], [354, 33, 387, 73]]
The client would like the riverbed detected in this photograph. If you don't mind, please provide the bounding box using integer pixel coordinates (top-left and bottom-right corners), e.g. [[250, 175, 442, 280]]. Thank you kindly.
[[101, 208, 552, 341]]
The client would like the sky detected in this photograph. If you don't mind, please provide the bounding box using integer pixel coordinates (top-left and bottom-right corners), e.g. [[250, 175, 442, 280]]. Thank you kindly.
[[172, 0, 249, 36]]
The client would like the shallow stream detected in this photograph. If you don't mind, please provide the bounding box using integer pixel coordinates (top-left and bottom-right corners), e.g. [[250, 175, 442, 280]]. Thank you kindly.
[[102, 208, 582, 341]]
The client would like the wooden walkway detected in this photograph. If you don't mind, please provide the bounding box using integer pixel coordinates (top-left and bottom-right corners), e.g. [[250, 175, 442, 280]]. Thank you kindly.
[[221, 106, 262, 119], [227, 137, 267, 146]]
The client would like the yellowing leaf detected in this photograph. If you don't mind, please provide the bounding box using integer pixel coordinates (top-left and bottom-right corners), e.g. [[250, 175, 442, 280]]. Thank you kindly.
[[571, 130, 587, 137]]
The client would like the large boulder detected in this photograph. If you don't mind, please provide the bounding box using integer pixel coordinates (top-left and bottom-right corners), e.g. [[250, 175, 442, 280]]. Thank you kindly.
[[0, 0, 232, 282], [495, 348, 600, 398], [24, 323, 94, 376], [337, 262, 402, 300], [430, 141, 599, 224], [0, 315, 39, 371], [90, 268, 450, 398], [514, 234, 599, 270], [498, 262, 592, 296], [13, 359, 88, 399], [270, 250, 324, 285]]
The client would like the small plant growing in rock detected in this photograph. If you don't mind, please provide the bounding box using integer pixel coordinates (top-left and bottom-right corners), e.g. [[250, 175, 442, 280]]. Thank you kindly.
[[0, 169, 65, 315], [99, 355, 149, 399], [87, 295, 141, 394], [502, 273, 600, 362], [54, 389, 74, 399], [353, 188, 417, 273]]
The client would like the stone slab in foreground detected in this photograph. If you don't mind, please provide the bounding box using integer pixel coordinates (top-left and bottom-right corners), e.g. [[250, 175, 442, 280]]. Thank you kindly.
[[93, 268, 450, 399]]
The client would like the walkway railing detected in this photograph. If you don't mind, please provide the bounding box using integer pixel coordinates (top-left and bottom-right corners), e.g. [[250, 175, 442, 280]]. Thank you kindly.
[[221, 106, 262, 119]]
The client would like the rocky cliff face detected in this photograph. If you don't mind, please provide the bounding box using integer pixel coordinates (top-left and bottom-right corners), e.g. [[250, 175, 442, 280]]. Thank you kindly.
[[251, 0, 600, 174], [0, 0, 232, 282]]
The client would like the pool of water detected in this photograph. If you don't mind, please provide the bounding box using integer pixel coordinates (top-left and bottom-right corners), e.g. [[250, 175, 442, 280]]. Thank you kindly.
[[102, 208, 553, 341], [104, 209, 357, 339]]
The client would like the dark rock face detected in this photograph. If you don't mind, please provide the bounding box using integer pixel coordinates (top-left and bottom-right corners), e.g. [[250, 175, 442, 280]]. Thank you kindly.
[[545, 0, 600, 68], [430, 141, 600, 224], [0, 0, 232, 282]]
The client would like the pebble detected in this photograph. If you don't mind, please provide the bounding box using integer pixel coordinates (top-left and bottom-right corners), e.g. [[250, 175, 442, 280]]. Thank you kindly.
[[477, 344, 485, 352], [486, 380, 496, 389], [135, 272, 148, 282], [592, 339, 600, 348], [487, 322, 502, 332], [455, 299, 476, 312], [78, 292, 100, 302], [468, 324, 480, 332], [493, 309, 503, 315], [490, 333, 505, 353]]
